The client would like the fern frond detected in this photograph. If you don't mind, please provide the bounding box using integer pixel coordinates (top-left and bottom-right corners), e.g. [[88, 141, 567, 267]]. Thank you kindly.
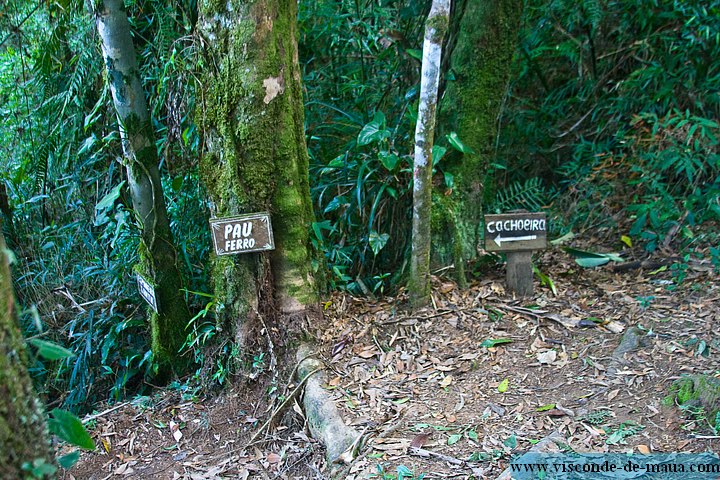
[[491, 177, 553, 213], [583, 0, 602, 32]]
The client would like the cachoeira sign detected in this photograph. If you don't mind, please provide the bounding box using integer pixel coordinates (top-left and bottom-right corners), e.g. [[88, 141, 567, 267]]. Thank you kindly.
[[210, 212, 275, 256], [484, 212, 547, 252], [136, 273, 158, 313]]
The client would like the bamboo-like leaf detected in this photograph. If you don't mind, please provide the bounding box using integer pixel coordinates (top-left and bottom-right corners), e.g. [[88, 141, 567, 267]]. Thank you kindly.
[[30, 339, 76, 361]]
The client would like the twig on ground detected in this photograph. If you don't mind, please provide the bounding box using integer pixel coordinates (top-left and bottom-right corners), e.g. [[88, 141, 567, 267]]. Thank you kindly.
[[247, 366, 322, 446], [333, 409, 407, 479], [409, 447, 485, 477], [381, 306, 481, 325], [82, 402, 129, 425]]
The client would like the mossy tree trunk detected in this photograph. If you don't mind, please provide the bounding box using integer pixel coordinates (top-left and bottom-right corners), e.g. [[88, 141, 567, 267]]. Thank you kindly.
[[434, 0, 524, 285], [0, 227, 53, 477], [92, 0, 191, 374], [196, 0, 317, 346], [409, 0, 450, 309]]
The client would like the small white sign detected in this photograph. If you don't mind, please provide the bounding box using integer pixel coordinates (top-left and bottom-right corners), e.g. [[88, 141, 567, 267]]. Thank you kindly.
[[137, 274, 158, 313]]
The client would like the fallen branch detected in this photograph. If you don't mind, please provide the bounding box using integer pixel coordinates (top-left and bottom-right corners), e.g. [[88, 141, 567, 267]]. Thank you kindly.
[[82, 402, 129, 425], [381, 306, 480, 325], [409, 447, 484, 477], [247, 365, 322, 446], [501, 305, 625, 334]]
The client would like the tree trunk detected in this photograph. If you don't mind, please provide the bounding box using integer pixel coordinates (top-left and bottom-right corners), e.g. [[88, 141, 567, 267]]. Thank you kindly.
[[409, 0, 450, 309], [92, 0, 191, 374], [196, 0, 317, 345], [434, 0, 524, 285], [0, 226, 53, 477]]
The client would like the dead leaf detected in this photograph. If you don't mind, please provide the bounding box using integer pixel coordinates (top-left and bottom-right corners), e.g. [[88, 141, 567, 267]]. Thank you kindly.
[[440, 375, 454, 388], [637, 444, 651, 454], [373, 438, 411, 451], [439, 282, 455, 294], [357, 349, 377, 359], [114, 463, 134, 475], [169, 421, 182, 442], [410, 433, 431, 448], [537, 350, 557, 364], [545, 408, 567, 417], [435, 364, 455, 372]]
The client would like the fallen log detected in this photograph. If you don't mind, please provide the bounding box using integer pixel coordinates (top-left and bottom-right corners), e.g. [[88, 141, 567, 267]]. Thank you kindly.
[[296, 343, 361, 464]]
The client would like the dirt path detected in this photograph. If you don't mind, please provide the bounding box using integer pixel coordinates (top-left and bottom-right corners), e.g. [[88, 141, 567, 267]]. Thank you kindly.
[[67, 249, 719, 479]]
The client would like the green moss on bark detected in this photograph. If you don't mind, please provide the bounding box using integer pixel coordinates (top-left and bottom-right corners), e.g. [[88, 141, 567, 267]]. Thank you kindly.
[[197, 0, 316, 342], [664, 375, 720, 430], [434, 0, 523, 280], [97, 0, 192, 377], [0, 230, 53, 477]]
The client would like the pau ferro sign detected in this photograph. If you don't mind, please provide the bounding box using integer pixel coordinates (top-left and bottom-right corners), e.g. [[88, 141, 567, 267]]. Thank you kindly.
[[484, 212, 547, 252], [210, 212, 275, 256]]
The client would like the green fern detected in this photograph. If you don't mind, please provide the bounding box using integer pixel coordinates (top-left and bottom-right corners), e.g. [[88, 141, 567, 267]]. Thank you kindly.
[[582, 0, 602, 32], [490, 177, 552, 213]]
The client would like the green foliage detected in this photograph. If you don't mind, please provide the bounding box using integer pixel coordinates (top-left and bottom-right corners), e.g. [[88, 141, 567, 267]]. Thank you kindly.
[[301, 0, 430, 293], [502, 0, 720, 251], [490, 177, 554, 214], [372, 464, 426, 480], [48, 409, 96, 450], [0, 0, 210, 412]]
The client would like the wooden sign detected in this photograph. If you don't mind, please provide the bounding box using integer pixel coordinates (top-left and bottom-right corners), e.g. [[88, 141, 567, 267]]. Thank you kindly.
[[137, 274, 158, 313], [484, 212, 547, 252], [210, 212, 275, 256]]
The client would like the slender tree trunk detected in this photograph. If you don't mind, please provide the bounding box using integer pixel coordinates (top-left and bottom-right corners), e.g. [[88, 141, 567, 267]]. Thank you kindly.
[[434, 0, 524, 285], [92, 0, 191, 374], [0, 225, 53, 477], [409, 0, 450, 309], [196, 0, 317, 346]]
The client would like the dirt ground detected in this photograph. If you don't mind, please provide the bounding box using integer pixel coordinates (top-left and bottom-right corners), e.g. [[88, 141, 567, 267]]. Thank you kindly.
[[64, 245, 719, 479]]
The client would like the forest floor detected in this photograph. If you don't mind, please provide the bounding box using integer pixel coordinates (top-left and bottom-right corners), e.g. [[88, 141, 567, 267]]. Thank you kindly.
[[65, 241, 719, 480]]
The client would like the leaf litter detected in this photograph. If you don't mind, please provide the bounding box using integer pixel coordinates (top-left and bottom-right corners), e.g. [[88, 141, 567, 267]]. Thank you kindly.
[[69, 246, 719, 479]]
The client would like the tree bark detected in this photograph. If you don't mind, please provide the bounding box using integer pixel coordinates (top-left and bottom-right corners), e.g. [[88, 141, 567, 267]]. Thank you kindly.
[[409, 0, 451, 309], [434, 0, 524, 285], [0, 226, 53, 477], [196, 0, 317, 345], [92, 0, 191, 374]]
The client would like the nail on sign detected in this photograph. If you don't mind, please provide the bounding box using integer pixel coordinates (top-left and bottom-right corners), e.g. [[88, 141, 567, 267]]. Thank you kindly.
[[484, 212, 547, 252], [210, 212, 275, 256], [137, 274, 158, 313]]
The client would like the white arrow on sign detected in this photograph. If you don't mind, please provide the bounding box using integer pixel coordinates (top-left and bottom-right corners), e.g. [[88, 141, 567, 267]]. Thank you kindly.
[[494, 234, 537, 247]]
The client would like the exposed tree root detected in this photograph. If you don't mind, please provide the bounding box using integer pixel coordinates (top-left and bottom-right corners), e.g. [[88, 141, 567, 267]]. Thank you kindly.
[[296, 343, 361, 464]]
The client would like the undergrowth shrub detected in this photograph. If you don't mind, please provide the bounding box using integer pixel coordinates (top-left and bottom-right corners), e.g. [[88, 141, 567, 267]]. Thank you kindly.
[[301, 0, 429, 293], [1, 0, 209, 412], [501, 0, 720, 250]]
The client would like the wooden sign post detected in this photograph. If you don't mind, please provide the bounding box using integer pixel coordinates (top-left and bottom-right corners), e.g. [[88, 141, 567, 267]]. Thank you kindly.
[[484, 212, 547, 297], [137, 273, 158, 313], [209, 212, 275, 256]]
